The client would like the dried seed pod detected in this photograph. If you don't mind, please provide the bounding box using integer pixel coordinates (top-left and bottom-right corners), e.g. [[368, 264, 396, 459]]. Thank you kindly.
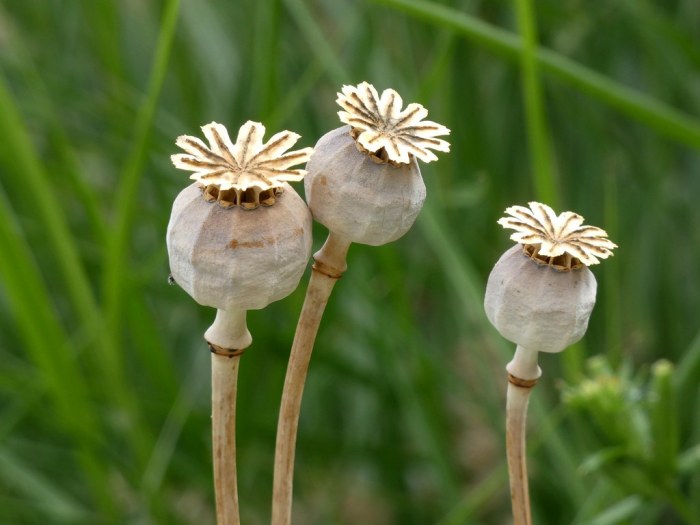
[[166, 121, 313, 349], [167, 120, 314, 525], [168, 181, 312, 309], [304, 82, 450, 246], [305, 126, 426, 246], [271, 83, 451, 525], [485, 244, 597, 355], [485, 202, 616, 356], [485, 202, 617, 525]]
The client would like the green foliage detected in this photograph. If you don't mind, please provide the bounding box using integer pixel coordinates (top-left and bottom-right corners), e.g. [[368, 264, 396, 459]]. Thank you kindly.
[[562, 357, 700, 523], [0, 0, 699, 524]]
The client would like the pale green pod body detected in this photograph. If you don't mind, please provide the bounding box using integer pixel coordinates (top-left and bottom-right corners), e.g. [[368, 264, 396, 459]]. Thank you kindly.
[[484, 244, 597, 354], [167, 182, 313, 312], [304, 126, 426, 246]]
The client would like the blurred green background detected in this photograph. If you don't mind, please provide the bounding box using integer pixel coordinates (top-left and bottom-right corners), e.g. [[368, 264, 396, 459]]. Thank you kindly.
[[1, 0, 700, 523]]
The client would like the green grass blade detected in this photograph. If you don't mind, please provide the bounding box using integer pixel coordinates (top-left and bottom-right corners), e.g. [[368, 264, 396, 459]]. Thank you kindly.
[[581, 495, 644, 525], [126, 294, 179, 399], [101, 0, 181, 469], [0, 5, 107, 241], [0, 67, 154, 490], [281, 0, 349, 84], [675, 329, 700, 393], [268, 60, 325, 130], [513, 0, 558, 205], [251, 0, 282, 117], [103, 0, 180, 348], [0, 193, 113, 516], [78, 1, 127, 87], [436, 464, 507, 524], [370, 0, 700, 151], [674, 329, 700, 439], [0, 447, 89, 523], [650, 360, 678, 475], [0, 72, 101, 337]]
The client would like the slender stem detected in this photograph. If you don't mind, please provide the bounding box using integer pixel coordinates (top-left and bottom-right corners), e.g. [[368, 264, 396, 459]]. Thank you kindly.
[[212, 353, 242, 525], [506, 380, 534, 525], [207, 308, 251, 525], [505, 345, 540, 525], [206, 308, 252, 350], [271, 232, 351, 525]]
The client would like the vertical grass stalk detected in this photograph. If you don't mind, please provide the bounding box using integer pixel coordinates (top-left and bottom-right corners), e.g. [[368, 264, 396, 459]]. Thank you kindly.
[[513, 0, 558, 206], [370, 0, 700, 151], [0, 194, 115, 516]]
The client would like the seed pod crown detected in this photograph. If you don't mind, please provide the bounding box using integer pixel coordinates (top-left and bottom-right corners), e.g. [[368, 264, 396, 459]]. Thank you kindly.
[[172, 121, 314, 209], [337, 81, 450, 165], [167, 121, 314, 342], [498, 201, 617, 271]]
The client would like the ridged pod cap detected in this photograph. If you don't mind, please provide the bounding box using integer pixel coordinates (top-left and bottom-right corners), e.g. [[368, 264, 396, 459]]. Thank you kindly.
[[167, 182, 312, 311]]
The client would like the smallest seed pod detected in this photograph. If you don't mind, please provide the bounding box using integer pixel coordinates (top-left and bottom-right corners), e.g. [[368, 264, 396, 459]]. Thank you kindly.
[[484, 202, 616, 378], [485, 244, 597, 378]]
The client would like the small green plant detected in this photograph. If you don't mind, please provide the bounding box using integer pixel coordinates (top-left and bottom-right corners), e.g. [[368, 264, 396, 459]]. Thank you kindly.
[[562, 356, 700, 524]]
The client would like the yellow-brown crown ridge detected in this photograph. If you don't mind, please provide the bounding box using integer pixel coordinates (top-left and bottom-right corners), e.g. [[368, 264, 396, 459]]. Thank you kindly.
[[198, 183, 284, 210]]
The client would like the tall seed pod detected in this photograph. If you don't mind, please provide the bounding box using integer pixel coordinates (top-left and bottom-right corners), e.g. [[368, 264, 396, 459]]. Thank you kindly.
[[166, 121, 313, 525], [484, 202, 617, 525], [271, 81, 451, 525]]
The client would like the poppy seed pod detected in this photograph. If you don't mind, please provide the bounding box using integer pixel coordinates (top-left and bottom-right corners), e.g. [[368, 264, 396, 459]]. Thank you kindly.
[[486, 202, 617, 525], [304, 82, 450, 246], [484, 202, 617, 372], [271, 82, 451, 525], [168, 182, 311, 312], [166, 120, 314, 350], [485, 244, 597, 354], [305, 126, 425, 246]]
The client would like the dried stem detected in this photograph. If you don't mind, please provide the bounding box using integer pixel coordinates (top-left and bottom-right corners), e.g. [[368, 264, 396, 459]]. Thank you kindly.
[[271, 231, 351, 525], [506, 380, 534, 525], [212, 352, 242, 525], [207, 308, 250, 525], [505, 345, 540, 525]]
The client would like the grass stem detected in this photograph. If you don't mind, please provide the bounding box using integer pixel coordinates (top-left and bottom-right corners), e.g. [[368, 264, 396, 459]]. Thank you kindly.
[[370, 0, 700, 151], [513, 0, 558, 206]]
